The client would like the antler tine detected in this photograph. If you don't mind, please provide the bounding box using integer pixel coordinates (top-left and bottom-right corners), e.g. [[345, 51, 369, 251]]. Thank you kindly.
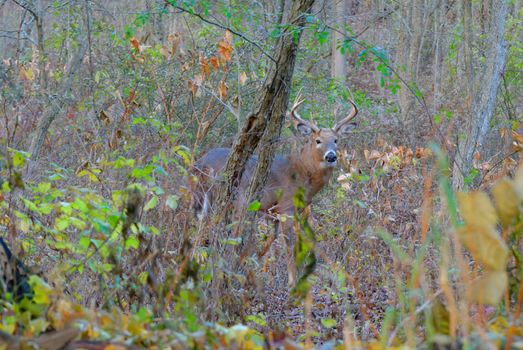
[[291, 92, 306, 119], [334, 98, 358, 130]]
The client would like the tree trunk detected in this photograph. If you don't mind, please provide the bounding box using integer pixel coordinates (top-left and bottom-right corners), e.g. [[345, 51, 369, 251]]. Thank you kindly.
[[432, 0, 446, 114], [28, 7, 88, 163], [331, 0, 347, 80], [452, 0, 509, 188], [396, 1, 414, 126], [216, 0, 315, 217], [462, 0, 474, 100]]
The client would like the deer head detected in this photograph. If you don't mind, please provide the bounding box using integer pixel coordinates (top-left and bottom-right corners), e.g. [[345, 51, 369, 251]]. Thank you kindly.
[[290, 94, 358, 168]]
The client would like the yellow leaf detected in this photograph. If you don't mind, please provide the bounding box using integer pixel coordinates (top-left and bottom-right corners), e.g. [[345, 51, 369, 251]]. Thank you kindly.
[[456, 226, 508, 271], [430, 300, 450, 335], [492, 178, 518, 228], [513, 164, 523, 201], [457, 192, 508, 271], [103, 345, 127, 350], [470, 270, 508, 305], [224, 30, 233, 44], [457, 191, 497, 229]]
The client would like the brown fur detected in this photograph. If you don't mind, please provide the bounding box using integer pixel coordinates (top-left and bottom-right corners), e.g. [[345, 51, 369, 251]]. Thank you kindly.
[[190, 99, 358, 284]]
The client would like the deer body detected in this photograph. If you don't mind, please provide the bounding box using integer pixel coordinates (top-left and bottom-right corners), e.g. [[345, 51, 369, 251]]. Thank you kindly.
[[193, 146, 335, 218], [191, 96, 358, 284]]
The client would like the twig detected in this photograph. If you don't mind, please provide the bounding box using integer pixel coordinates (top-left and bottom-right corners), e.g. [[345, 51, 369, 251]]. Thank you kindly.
[[170, 5, 276, 63]]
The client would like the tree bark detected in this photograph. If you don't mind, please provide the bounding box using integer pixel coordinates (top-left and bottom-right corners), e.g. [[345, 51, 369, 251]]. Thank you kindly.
[[432, 0, 446, 114], [396, 1, 414, 126], [331, 0, 347, 80], [216, 0, 315, 217], [28, 7, 88, 162], [452, 0, 509, 188]]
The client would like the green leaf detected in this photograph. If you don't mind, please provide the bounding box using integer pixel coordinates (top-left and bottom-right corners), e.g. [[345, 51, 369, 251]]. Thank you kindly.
[[55, 216, 70, 231], [321, 318, 337, 328], [125, 236, 140, 249], [79, 236, 90, 249], [245, 314, 267, 326], [37, 182, 51, 193], [73, 197, 89, 213], [222, 237, 242, 246], [166, 195, 179, 210], [144, 195, 158, 211], [247, 200, 261, 211], [29, 275, 53, 305], [12, 151, 25, 167]]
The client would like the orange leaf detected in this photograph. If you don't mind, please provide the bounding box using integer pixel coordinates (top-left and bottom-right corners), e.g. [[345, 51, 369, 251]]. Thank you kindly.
[[130, 37, 140, 51], [219, 81, 228, 100], [217, 40, 233, 62], [210, 56, 219, 70], [200, 54, 210, 78]]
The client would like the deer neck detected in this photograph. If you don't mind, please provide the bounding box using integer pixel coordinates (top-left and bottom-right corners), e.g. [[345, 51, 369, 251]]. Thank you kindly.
[[288, 149, 334, 198]]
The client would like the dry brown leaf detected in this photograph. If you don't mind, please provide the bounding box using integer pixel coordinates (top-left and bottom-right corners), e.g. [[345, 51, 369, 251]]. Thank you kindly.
[[160, 45, 170, 59], [239, 71, 248, 86], [368, 150, 382, 160], [219, 81, 228, 100], [492, 178, 518, 228], [19, 66, 34, 81], [130, 37, 140, 51], [217, 37, 233, 62], [210, 56, 219, 70], [224, 30, 233, 44], [99, 110, 110, 126], [188, 80, 198, 97], [469, 270, 508, 305], [199, 54, 210, 78]]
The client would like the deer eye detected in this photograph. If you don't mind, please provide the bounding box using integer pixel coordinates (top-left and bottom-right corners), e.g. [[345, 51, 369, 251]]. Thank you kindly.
[[315, 139, 322, 144], [334, 139, 338, 144]]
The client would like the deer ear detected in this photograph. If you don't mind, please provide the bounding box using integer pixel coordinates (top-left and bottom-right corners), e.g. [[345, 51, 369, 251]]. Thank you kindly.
[[337, 122, 357, 136], [296, 123, 313, 136]]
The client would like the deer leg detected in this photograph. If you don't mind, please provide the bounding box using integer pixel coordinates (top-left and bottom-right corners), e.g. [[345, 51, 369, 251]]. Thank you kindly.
[[281, 217, 297, 287]]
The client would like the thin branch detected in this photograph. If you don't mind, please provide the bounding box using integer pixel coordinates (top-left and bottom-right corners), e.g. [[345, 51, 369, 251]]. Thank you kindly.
[[170, 5, 276, 63], [0, 34, 36, 45], [10, 0, 38, 20]]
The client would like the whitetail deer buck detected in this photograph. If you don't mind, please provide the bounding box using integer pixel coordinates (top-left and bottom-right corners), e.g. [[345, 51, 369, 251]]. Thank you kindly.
[[191, 95, 358, 284]]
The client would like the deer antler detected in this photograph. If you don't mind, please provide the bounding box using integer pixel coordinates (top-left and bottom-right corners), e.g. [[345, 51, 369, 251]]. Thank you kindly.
[[290, 92, 319, 133], [333, 99, 358, 132]]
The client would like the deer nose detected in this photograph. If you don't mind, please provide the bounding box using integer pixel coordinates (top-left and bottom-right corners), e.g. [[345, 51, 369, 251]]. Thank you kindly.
[[325, 151, 337, 163]]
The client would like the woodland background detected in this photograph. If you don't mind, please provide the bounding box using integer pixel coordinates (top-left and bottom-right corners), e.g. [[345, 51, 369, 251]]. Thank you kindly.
[[0, 0, 522, 348]]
